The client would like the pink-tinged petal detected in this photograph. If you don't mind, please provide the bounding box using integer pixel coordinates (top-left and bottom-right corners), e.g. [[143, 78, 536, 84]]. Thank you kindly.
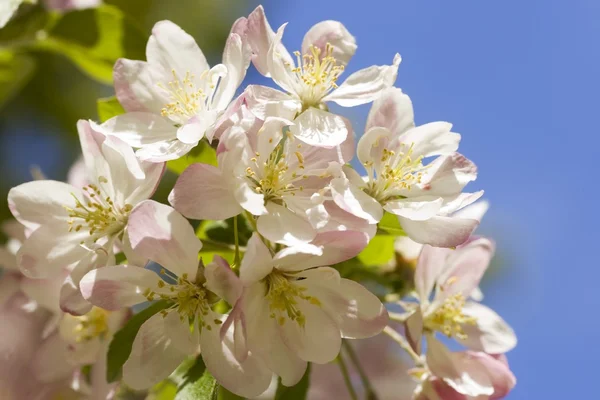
[[399, 215, 479, 248], [240, 233, 274, 284], [147, 20, 209, 78], [405, 307, 424, 354], [123, 313, 187, 390], [17, 225, 89, 278], [440, 191, 484, 216], [289, 108, 348, 148], [256, 117, 289, 164], [330, 177, 383, 224], [257, 328, 307, 387], [245, 84, 299, 120], [113, 59, 164, 113], [21, 272, 65, 313], [366, 87, 414, 135], [163, 311, 198, 354], [384, 196, 444, 221], [99, 112, 176, 147], [0, 273, 20, 306], [275, 230, 368, 271], [135, 139, 196, 162], [127, 200, 201, 278], [454, 200, 489, 221], [419, 153, 478, 197], [89, 341, 118, 400], [246, 5, 292, 77], [59, 250, 109, 316], [465, 353, 516, 399], [292, 118, 355, 169], [66, 157, 88, 189], [121, 227, 148, 269], [458, 303, 517, 354], [77, 119, 111, 183], [213, 33, 251, 111], [434, 237, 495, 302], [356, 126, 392, 166], [201, 319, 272, 398], [204, 256, 243, 304], [399, 122, 460, 158], [170, 163, 241, 220], [426, 336, 493, 397], [301, 267, 388, 339], [30, 333, 74, 383], [8, 181, 80, 229], [80, 265, 160, 310], [176, 116, 212, 144], [235, 180, 268, 216], [302, 21, 356, 66], [258, 203, 316, 245], [414, 245, 452, 302], [267, 23, 296, 93], [323, 53, 401, 107], [279, 296, 342, 364]]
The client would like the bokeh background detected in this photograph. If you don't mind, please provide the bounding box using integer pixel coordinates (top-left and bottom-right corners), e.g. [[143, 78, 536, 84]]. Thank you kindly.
[[1, 1, 598, 399]]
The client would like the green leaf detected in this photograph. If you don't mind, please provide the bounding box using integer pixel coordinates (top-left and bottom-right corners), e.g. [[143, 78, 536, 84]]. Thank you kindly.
[[218, 387, 245, 400], [175, 357, 219, 400], [97, 95, 125, 122], [377, 212, 406, 236], [0, 5, 50, 47], [358, 235, 395, 266], [166, 140, 218, 175], [147, 380, 178, 400], [34, 4, 145, 84], [203, 217, 252, 247], [106, 300, 170, 383], [274, 364, 311, 400], [0, 51, 36, 109]]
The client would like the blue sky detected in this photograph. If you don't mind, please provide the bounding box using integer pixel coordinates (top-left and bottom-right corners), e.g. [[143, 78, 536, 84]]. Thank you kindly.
[[254, 0, 600, 398]]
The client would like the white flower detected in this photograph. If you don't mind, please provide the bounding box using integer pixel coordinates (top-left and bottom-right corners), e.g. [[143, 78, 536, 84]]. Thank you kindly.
[[401, 238, 517, 356], [169, 110, 355, 246], [221, 232, 387, 387], [242, 5, 401, 147], [99, 20, 251, 162], [79, 201, 270, 398], [8, 120, 164, 313], [329, 87, 482, 247]]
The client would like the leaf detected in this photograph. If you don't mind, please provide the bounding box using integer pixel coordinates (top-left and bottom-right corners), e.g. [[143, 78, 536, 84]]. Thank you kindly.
[[377, 212, 406, 236], [148, 380, 178, 400], [274, 363, 311, 400], [218, 387, 245, 400], [106, 299, 170, 383], [0, 50, 36, 109], [358, 235, 395, 266], [97, 95, 125, 122], [0, 4, 49, 47], [166, 140, 218, 175], [175, 357, 219, 400]]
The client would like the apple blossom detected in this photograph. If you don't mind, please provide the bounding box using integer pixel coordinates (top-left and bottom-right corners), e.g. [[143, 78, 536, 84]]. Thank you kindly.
[[329, 87, 482, 247], [169, 110, 355, 245], [241, 5, 401, 147], [99, 20, 251, 162]]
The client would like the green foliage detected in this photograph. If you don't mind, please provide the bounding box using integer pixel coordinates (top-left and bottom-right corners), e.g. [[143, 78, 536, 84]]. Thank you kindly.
[[218, 388, 245, 400], [358, 235, 396, 266], [0, 5, 49, 46], [106, 300, 170, 383], [203, 217, 253, 247], [0, 51, 36, 109], [97, 95, 125, 122], [175, 357, 219, 400], [377, 212, 407, 236], [274, 364, 311, 400], [167, 140, 218, 175]]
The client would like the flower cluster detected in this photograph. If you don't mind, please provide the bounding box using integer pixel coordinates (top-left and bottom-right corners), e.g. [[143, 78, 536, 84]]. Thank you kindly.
[[0, 5, 517, 400]]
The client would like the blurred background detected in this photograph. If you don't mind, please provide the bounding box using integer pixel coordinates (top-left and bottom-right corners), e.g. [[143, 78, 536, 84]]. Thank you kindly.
[[1, 0, 598, 399]]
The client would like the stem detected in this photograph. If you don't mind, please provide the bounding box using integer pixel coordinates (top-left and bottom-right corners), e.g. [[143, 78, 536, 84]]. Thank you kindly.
[[383, 326, 422, 364], [200, 239, 240, 252], [233, 215, 240, 267], [337, 354, 359, 400], [343, 341, 378, 400]]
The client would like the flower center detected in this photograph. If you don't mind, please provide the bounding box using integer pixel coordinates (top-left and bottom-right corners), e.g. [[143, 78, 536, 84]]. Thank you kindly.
[[65, 177, 131, 242], [245, 134, 307, 203], [264, 270, 321, 327], [159, 69, 214, 121], [425, 293, 476, 340], [145, 271, 218, 331], [364, 143, 427, 203], [288, 44, 344, 108], [72, 307, 109, 343]]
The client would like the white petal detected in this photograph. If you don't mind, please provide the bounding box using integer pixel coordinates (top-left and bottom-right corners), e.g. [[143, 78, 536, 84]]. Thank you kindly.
[[99, 112, 176, 147], [330, 177, 383, 224], [405, 307, 424, 354], [323, 53, 401, 107], [458, 302, 517, 354], [453, 200, 489, 222], [289, 108, 348, 148], [414, 245, 453, 302], [399, 215, 479, 248], [135, 139, 196, 162], [398, 122, 460, 158], [366, 87, 414, 135], [418, 153, 478, 197], [257, 203, 316, 245], [169, 163, 242, 220], [123, 313, 187, 390], [213, 32, 250, 111], [356, 126, 393, 165], [240, 233, 274, 284], [80, 265, 160, 310], [384, 196, 444, 221], [235, 180, 268, 216], [244, 84, 299, 120], [30, 333, 74, 383], [204, 256, 242, 304], [267, 24, 296, 94], [256, 329, 307, 387], [302, 20, 356, 66], [127, 200, 201, 278], [113, 58, 168, 113]]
